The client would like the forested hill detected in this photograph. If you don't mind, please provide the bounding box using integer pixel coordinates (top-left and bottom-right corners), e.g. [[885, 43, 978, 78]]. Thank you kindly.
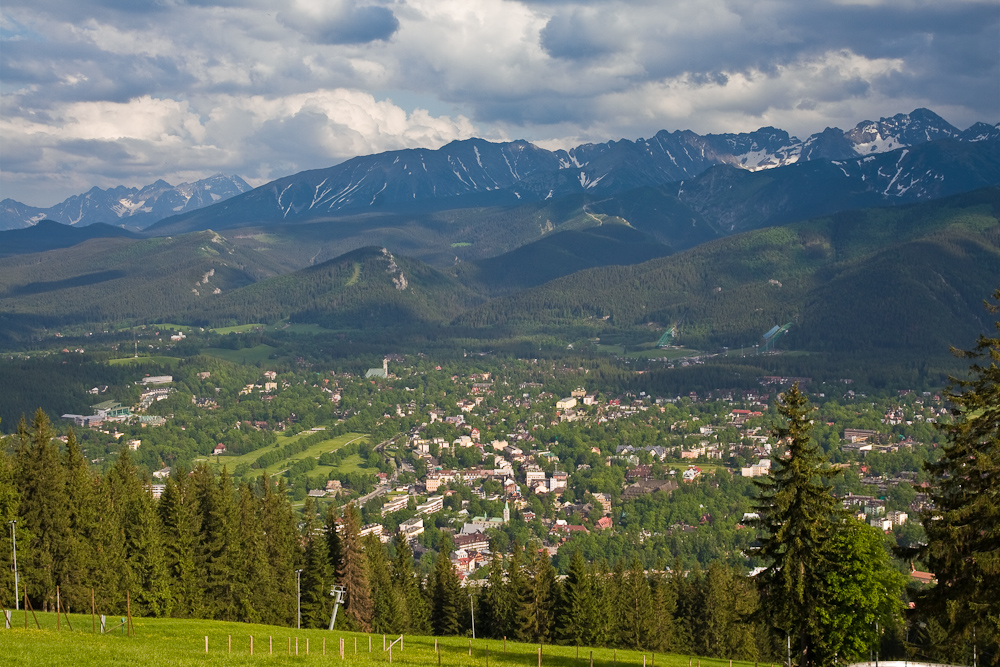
[[188, 246, 482, 329], [0, 231, 293, 334], [456, 187, 1000, 354]]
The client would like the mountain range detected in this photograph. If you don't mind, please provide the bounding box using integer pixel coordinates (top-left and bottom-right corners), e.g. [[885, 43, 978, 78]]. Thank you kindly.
[[0, 174, 251, 231], [147, 108, 999, 233], [3, 109, 996, 236]]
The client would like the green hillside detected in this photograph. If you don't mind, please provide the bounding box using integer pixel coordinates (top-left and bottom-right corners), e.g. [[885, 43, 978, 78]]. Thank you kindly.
[[189, 246, 482, 329], [0, 232, 294, 336], [457, 187, 1000, 354], [457, 222, 673, 294]]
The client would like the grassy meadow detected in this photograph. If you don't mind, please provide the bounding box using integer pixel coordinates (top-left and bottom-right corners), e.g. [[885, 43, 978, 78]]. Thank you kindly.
[[0, 611, 759, 667]]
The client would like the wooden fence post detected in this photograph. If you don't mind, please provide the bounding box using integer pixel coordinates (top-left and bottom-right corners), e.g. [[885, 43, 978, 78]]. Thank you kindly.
[[538, 646, 542, 667], [228, 634, 231, 653], [204, 636, 208, 653], [306, 638, 309, 655], [250, 635, 254, 656], [469, 639, 472, 656], [126, 591, 133, 637], [270, 635, 273, 654]]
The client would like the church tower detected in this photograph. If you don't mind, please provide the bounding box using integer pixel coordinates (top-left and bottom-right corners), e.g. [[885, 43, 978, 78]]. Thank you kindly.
[[503, 500, 510, 523]]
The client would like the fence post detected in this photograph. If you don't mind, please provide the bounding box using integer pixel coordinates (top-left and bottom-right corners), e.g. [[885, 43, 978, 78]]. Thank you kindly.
[[250, 635, 254, 656], [205, 636, 208, 653], [270, 635, 273, 654], [538, 646, 542, 667], [4, 610, 11, 629], [306, 638, 309, 655], [126, 591, 133, 637], [228, 635, 231, 653]]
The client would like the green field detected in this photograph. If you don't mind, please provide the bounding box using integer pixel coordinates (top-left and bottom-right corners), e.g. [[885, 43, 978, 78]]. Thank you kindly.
[[211, 324, 268, 334], [0, 612, 755, 667], [202, 345, 280, 364], [206, 432, 368, 477]]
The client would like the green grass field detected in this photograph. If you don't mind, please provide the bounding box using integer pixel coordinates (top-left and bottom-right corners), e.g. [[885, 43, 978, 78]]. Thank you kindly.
[[211, 324, 267, 334], [207, 432, 368, 477], [0, 611, 756, 667]]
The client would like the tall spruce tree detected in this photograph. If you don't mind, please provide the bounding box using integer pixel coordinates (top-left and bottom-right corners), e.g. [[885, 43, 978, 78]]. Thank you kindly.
[[430, 533, 462, 636], [912, 288, 1000, 664], [158, 472, 203, 618], [299, 499, 334, 629], [391, 533, 430, 634], [617, 557, 655, 650], [14, 410, 69, 611], [231, 482, 273, 624], [517, 543, 557, 644], [557, 549, 599, 646], [0, 446, 21, 609], [753, 383, 841, 667], [192, 464, 239, 620], [480, 551, 512, 640], [339, 502, 373, 631], [258, 474, 299, 626], [60, 430, 96, 613], [106, 448, 172, 617], [365, 533, 405, 633]]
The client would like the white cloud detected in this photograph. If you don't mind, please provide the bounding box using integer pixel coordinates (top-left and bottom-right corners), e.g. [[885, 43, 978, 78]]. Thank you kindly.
[[0, 0, 996, 205]]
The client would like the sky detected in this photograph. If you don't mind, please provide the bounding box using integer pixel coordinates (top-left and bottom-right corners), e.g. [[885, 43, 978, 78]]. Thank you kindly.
[[1, 0, 998, 207]]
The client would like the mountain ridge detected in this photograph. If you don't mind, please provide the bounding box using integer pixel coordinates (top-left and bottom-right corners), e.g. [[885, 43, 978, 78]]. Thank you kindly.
[[0, 174, 251, 231], [138, 108, 998, 233]]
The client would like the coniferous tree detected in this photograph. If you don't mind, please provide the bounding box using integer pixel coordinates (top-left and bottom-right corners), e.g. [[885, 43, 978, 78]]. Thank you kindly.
[[912, 288, 1000, 664], [480, 551, 512, 640], [324, 503, 343, 578], [339, 502, 372, 631], [14, 410, 69, 611], [617, 557, 655, 650], [231, 482, 273, 624], [258, 474, 298, 626], [430, 533, 462, 636], [517, 543, 557, 644], [648, 567, 677, 653], [299, 498, 334, 629], [557, 549, 597, 646], [391, 533, 429, 633], [701, 563, 759, 660], [60, 430, 97, 613], [0, 447, 21, 609], [158, 473, 202, 617], [753, 383, 842, 667], [103, 448, 171, 617], [365, 533, 405, 633], [192, 464, 239, 620], [588, 558, 613, 648]]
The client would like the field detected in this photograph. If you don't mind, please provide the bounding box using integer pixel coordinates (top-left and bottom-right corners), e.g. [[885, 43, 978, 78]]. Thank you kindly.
[[203, 432, 368, 477], [0, 612, 756, 667]]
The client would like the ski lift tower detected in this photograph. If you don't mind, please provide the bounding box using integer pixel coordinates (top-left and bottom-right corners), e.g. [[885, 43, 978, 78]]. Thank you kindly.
[[328, 585, 347, 630]]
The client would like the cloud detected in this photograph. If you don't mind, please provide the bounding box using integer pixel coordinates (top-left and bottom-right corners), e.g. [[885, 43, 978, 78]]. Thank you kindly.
[[277, 0, 399, 45], [0, 0, 996, 205]]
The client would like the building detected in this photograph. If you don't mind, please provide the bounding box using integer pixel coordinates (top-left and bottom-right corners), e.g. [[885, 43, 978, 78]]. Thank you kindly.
[[366, 359, 389, 379], [381, 495, 410, 516], [399, 517, 424, 541], [140, 375, 173, 385], [416, 495, 444, 515], [555, 397, 578, 410]]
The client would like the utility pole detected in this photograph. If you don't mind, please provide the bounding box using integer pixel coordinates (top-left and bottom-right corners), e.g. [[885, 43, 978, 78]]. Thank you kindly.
[[296, 569, 303, 630], [469, 594, 475, 639], [8, 520, 17, 611]]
